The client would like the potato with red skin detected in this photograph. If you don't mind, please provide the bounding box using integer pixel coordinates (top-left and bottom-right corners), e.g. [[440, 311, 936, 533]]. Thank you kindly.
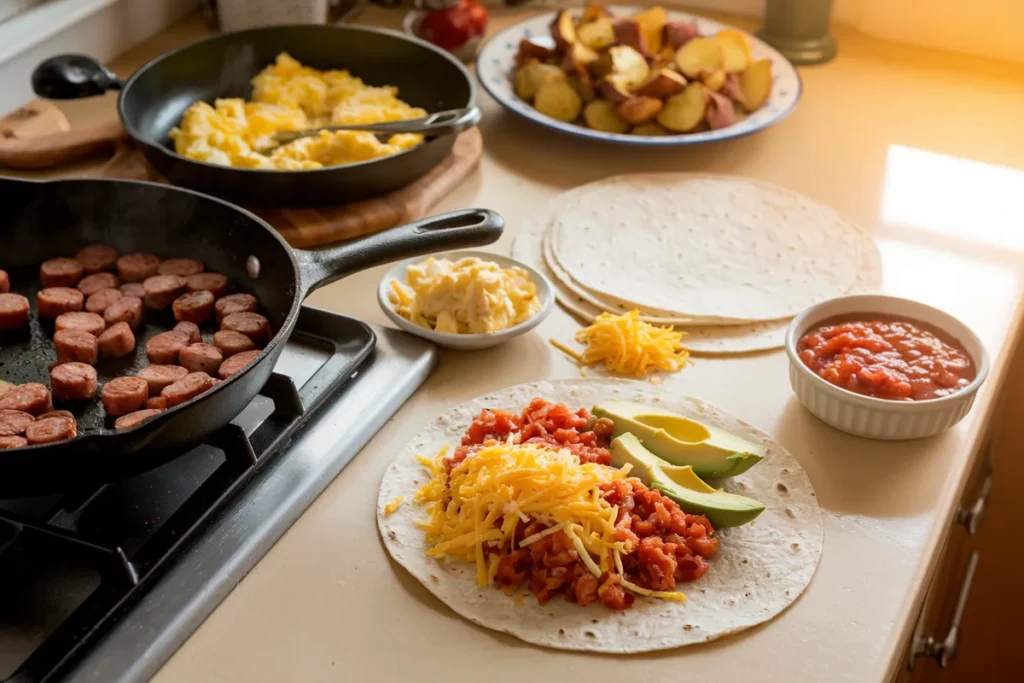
[[664, 20, 700, 49], [583, 99, 630, 133], [514, 39, 555, 68], [550, 10, 578, 53], [616, 96, 663, 124], [705, 89, 736, 129], [597, 79, 631, 104], [674, 37, 723, 79], [560, 43, 598, 82], [636, 68, 687, 98], [657, 81, 707, 132], [576, 17, 615, 50], [612, 18, 651, 58], [631, 6, 668, 55]]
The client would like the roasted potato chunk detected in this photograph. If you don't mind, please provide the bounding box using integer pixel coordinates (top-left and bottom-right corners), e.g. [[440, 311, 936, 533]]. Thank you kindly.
[[630, 121, 671, 136], [637, 68, 687, 98], [515, 39, 555, 68], [705, 90, 736, 129], [664, 20, 699, 50], [657, 82, 707, 132], [715, 33, 749, 73], [616, 96, 663, 125], [551, 10, 578, 53], [674, 37, 723, 79], [631, 7, 668, 55], [514, 62, 566, 102], [577, 17, 616, 50], [700, 69, 726, 92], [603, 45, 650, 90], [740, 58, 773, 111], [720, 72, 746, 107], [581, 3, 612, 24], [598, 79, 632, 104], [534, 79, 583, 122], [561, 42, 599, 80], [569, 77, 597, 103], [583, 99, 630, 133], [612, 19, 651, 58]]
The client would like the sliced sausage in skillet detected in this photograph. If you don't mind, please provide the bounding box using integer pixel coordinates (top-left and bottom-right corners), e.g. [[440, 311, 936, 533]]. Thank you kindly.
[[145, 330, 191, 364], [25, 415, 76, 444], [143, 274, 187, 310], [37, 287, 84, 319], [218, 350, 261, 379], [40, 258, 83, 288], [51, 363, 98, 401], [185, 272, 228, 298], [117, 253, 161, 282], [221, 312, 270, 345], [0, 409, 34, 437], [120, 282, 146, 298], [55, 311, 106, 337], [114, 409, 164, 430], [104, 296, 145, 329], [0, 269, 9, 293], [101, 376, 149, 416], [76, 244, 119, 274], [158, 258, 204, 276], [0, 293, 31, 330], [146, 396, 169, 410], [172, 290, 215, 324], [179, 343, 223, 375], [173, 321, 201, 344], [0, 435, 28, 449], [213, 330, 256, 357], [136, 364, 189, 395], [97, 322, 136, 358], [215, 293, 257, 323], [77, 272, 120, 296], [38, 410, 75, 422], [161, 372, 214, 407], [54, 328, 99, 365], [0, 383, 52, 415], [85, 287, 123, 314]]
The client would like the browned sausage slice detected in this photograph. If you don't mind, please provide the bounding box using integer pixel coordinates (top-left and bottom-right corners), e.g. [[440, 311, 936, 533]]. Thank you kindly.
[[26, 415, 76, 444], [0, 435, 28, 449], [54, 328, 99, 365], [173, 321, 201, 344], [117, 253, 161, 282], [103, 296, 145, 329], [38, 410, 75, 422], [85, 287, 123, 314], [97, 322, 136, 358], [120, 282, 146, 298], [179, 342, 223, 375], [221, 312, 270, 345], [213, 330, 256, 357], [40, 258, 83, 287], [0, 383, 53, 415], [145, 330, 191, 364], [158, 258, 204, 276], [0, 269, 9, 293], [161, 372, 213, 407], [215, 293, 257, 323], [136, 364, 189, 395], [55, 311, 106, 337], [0, 409, 33, 436], [37, 287, 85, 319], [76, 244, 119, 274], [185, 272, 229, 298], [102, 376, 149, 416], [77, 272, 120, 296], [146, 396, 169, 410], [172, 290, 215, 324], [143, 274, 187, 310], [114, 409, 164, 430], [51, 363, 99, 401], [0, 293, 31, 330], [218, 349, 261, 379]]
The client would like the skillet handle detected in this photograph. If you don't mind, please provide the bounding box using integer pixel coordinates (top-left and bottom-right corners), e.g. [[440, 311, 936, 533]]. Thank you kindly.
[[32, 55, 123, 100], [294, 209, 504, 294]]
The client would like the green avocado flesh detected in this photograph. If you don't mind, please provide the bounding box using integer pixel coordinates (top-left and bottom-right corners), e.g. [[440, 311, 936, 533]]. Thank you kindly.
[[610, 433, 764, 528], [592, 400, 764, 478]]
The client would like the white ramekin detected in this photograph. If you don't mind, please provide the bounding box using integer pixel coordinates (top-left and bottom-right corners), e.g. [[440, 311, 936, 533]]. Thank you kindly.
[[785, 295, 990, 440]]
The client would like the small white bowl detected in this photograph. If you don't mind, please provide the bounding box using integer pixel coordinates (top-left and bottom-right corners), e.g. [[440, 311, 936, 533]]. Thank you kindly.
[[785, 295, 989, 440], [377, 250, 555, 350]]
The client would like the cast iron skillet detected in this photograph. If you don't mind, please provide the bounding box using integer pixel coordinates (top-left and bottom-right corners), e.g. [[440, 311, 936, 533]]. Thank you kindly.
[[31, 24, 476, 206], [0, 176, 502, 496]]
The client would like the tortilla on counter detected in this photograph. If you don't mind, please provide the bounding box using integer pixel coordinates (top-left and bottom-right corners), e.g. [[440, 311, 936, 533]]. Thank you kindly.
[[377, 380, 823, 653]]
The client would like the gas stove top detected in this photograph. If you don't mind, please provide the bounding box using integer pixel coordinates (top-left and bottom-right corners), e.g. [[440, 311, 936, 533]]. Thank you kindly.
[[0, 307, 436, 683]]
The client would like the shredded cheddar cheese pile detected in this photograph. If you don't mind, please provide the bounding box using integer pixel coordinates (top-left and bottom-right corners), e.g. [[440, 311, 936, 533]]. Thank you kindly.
[[551, 309, 692, 377], [414, 441, 685, 602]]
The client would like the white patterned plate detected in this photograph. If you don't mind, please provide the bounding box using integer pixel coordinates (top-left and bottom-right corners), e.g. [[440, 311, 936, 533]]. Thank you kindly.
[[476, 6, 801, 146]]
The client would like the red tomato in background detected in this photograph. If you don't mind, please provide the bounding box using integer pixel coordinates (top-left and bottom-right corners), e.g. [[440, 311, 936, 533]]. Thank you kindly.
[[416, 0, 488, 53]]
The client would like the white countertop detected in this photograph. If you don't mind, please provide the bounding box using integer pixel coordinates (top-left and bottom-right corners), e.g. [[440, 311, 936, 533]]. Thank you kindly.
[[18, 7, 1024, 682]]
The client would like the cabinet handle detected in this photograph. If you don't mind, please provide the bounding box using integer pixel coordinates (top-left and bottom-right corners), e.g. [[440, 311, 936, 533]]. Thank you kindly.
[[956, 443, 994, 535], [910, 552, 980, 669]]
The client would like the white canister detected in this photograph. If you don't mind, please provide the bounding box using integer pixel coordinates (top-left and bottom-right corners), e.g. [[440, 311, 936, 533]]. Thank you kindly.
[[217, 0, 330, 32]]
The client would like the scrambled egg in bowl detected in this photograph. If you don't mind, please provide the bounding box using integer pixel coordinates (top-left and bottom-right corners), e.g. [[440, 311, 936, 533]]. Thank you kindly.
[[389, 256, 542, 334], [169, 53, 427, 170]]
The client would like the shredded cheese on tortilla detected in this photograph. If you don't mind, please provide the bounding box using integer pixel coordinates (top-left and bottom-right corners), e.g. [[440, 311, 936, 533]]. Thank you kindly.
[[384, 496, 404, 516], [552, 310, 691, 377]]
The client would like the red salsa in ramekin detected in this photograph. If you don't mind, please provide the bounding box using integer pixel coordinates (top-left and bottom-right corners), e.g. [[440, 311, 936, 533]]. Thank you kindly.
[[796, 314, 976, 401]]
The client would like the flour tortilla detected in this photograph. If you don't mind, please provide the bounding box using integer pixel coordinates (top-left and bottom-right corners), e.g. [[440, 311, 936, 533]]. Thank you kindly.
[[377, 380, 823, 653], [549, 174, 872, 322]]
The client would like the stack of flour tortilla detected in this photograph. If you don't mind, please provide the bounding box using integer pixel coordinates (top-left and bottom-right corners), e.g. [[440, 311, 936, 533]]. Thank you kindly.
[[511, 173, 882, 354]]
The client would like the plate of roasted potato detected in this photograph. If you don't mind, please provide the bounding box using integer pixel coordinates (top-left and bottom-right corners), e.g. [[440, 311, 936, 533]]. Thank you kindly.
[[476, 4, 800, 144]]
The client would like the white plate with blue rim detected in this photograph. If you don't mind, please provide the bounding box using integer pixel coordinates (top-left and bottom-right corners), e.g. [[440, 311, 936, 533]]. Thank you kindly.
[[475, 5, 801, 146]]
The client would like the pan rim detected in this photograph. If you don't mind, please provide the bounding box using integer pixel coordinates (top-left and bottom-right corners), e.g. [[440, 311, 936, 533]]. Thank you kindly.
[[2, 176, 303, 450], [116, 23, 476, 176]]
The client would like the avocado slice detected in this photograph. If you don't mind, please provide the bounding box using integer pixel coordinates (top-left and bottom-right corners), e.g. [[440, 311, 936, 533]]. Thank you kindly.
[[610, 433, 764, 528], [593, 400, 763, 478]]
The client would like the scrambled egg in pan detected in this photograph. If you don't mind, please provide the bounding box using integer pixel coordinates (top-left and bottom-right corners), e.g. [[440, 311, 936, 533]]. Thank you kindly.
[[169, 53, 427, 170], [389, 257, 542, 334]]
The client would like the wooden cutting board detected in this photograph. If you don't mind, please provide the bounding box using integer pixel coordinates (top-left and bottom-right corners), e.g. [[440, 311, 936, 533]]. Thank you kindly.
[[0, 100, 483, 248]]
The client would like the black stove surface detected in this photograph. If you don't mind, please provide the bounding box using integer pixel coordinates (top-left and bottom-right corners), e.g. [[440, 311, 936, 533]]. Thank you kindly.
[[0, 307, 376, 683]]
